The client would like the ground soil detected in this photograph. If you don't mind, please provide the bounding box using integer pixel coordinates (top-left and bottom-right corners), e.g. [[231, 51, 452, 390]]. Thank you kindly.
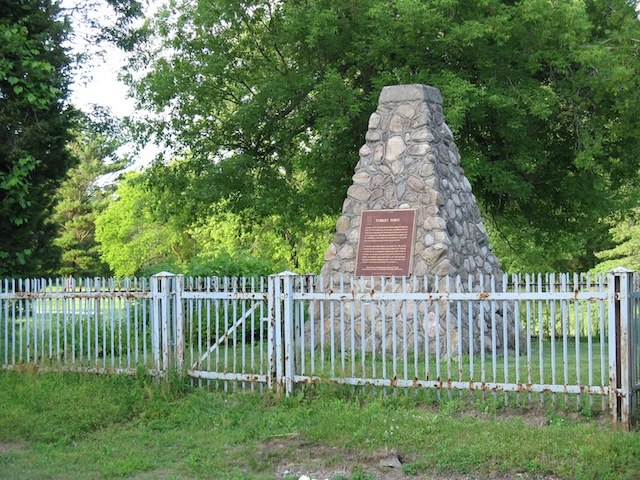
[[258, 432, 562, 480]]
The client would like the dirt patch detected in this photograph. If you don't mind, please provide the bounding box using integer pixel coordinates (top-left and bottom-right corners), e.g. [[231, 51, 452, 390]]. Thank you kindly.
[[463, 405, 610, 430], [259, 435, 559, 480], [0, 442, 26, 453]]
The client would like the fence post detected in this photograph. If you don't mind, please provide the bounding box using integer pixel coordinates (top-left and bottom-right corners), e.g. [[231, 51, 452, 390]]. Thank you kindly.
[[268, 272, 296, 395], [151, 272, 182, 379], [174, 274, 185, 376], [267, 275, 276, 391], [608, 267, 634, 429], [282, 272, 295, 396], [150, 274, 162, 376]]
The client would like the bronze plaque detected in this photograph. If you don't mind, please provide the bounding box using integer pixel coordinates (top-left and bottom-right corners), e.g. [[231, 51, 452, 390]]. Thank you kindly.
[[355, 209, 417, 276]]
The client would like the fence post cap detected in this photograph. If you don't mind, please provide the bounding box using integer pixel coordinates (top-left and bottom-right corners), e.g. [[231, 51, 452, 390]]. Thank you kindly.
[[608, 267, 635, 274], [151, 271, 177, 277], [273, 270, 298, 276]]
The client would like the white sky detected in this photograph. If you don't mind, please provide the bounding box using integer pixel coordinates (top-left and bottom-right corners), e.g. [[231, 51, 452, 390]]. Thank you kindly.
[[70, 50, 134, 119], [63, 0, 161, 171]]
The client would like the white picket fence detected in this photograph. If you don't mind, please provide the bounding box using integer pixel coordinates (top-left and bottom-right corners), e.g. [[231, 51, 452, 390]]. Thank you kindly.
[[1, 269, 638, 429]]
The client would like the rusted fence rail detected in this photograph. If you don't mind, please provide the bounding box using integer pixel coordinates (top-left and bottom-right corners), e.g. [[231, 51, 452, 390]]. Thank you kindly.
[[1, 269, 638, 428]]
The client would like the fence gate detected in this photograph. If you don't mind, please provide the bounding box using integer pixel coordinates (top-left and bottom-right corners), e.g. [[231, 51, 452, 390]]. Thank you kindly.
[[156, 274, 273, 389]]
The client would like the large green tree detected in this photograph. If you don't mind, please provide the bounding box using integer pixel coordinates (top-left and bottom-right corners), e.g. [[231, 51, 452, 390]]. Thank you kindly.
[[0, 0, 75, 276], [125, 0, 640, 272], [51, 120, 128, 277]]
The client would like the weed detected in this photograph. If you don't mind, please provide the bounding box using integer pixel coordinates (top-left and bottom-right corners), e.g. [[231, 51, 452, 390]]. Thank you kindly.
[[401, 462, 419, 475], [349, 472, 374, 480]]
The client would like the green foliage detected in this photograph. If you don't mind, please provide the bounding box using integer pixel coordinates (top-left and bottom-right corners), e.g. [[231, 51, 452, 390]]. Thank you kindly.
[[120, 0, 640, 273], [593, 208, 640, 272], [94, 163, 334, 277], [95, 172, 191, 277], [51, 121, 129, 277], [0, 0, 75, 276]]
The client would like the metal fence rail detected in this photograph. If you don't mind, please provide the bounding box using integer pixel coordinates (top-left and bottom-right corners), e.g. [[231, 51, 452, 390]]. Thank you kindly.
[[0, 277, 153, 374], [1, 269, 638, 428], [283, 273, 610, 408]]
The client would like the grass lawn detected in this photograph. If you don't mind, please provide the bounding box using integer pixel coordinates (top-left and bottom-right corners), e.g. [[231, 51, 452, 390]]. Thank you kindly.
[[0, 372, 638, 480]]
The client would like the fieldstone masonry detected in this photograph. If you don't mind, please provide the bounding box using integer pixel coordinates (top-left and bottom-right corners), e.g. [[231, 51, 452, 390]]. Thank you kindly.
[[315, 84, 521, 354]]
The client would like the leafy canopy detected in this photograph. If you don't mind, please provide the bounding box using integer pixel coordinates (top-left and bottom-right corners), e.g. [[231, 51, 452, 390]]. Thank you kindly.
[[0, 0, 76, 276], [121, 0, 640, 272]]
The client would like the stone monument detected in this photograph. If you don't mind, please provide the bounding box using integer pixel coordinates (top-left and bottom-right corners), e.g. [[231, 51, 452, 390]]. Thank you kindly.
[[316, 84, 519, 353]]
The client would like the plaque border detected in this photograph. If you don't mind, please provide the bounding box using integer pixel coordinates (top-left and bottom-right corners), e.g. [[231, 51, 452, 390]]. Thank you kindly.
[[355, 208, 418, 277]]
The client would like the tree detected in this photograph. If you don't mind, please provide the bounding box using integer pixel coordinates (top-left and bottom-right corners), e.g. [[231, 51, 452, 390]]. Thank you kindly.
[[51, 120, 128, 277], [94, 165, 333, 277], [124, 0, 640, 272], [0, 0, 75, 276], [593, 209, 640, 272], [94, 172, 191, 277]]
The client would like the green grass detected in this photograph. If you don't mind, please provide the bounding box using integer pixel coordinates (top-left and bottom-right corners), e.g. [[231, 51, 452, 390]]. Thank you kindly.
[[1, 372, 639, 479]]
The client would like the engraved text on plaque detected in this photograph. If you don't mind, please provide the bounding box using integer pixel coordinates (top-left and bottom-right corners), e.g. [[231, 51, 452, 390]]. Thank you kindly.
[[355, 209, 417, 276]]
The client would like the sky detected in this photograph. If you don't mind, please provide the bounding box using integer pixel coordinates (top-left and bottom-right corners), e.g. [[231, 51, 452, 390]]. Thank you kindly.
[[63, 0, 160, 171]]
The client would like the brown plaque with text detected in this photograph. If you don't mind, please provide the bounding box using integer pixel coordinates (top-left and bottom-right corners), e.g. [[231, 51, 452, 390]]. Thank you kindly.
[[355, 209, 417, 276]]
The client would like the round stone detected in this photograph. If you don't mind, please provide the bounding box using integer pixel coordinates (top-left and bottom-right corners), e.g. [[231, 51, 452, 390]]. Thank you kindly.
[[408, 144, 432, 156], [463, 258, 471, 272], [371, 188, 384, 200], [397, 104, 416, 118], [424, 233, 435, 246], [352, 171, 371, 184], [426, 205, 439, 215], [408, 176, 425, 192], [334, 233, 347, 245], [347, 184, 370, 201], [338, 244, 355, 260], [424, 216, 446, 230], [419, 163, 435, 177], [359, 144, 372, 157], [336, 215, 350, 232], [385, 136, 406, 161], [413, 260, 428, 277], [368, 112, 381, 129], [373, 144, 384, 162], [422, 243, 447, 262], [391, 160, 405, 175], [366, 130, 381, 142], [411, 112, 430, 129], [434, 259, 456, 276], [324, 244, 337, 261], [411, 128, 435, 142], [389, 114, 410, 133], [396, 182, 406, 200], [441, 123, 454, 140]]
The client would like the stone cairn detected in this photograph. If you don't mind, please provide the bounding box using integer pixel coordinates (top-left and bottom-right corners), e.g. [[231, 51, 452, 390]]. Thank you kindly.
[[313, 84, 521, 354]]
